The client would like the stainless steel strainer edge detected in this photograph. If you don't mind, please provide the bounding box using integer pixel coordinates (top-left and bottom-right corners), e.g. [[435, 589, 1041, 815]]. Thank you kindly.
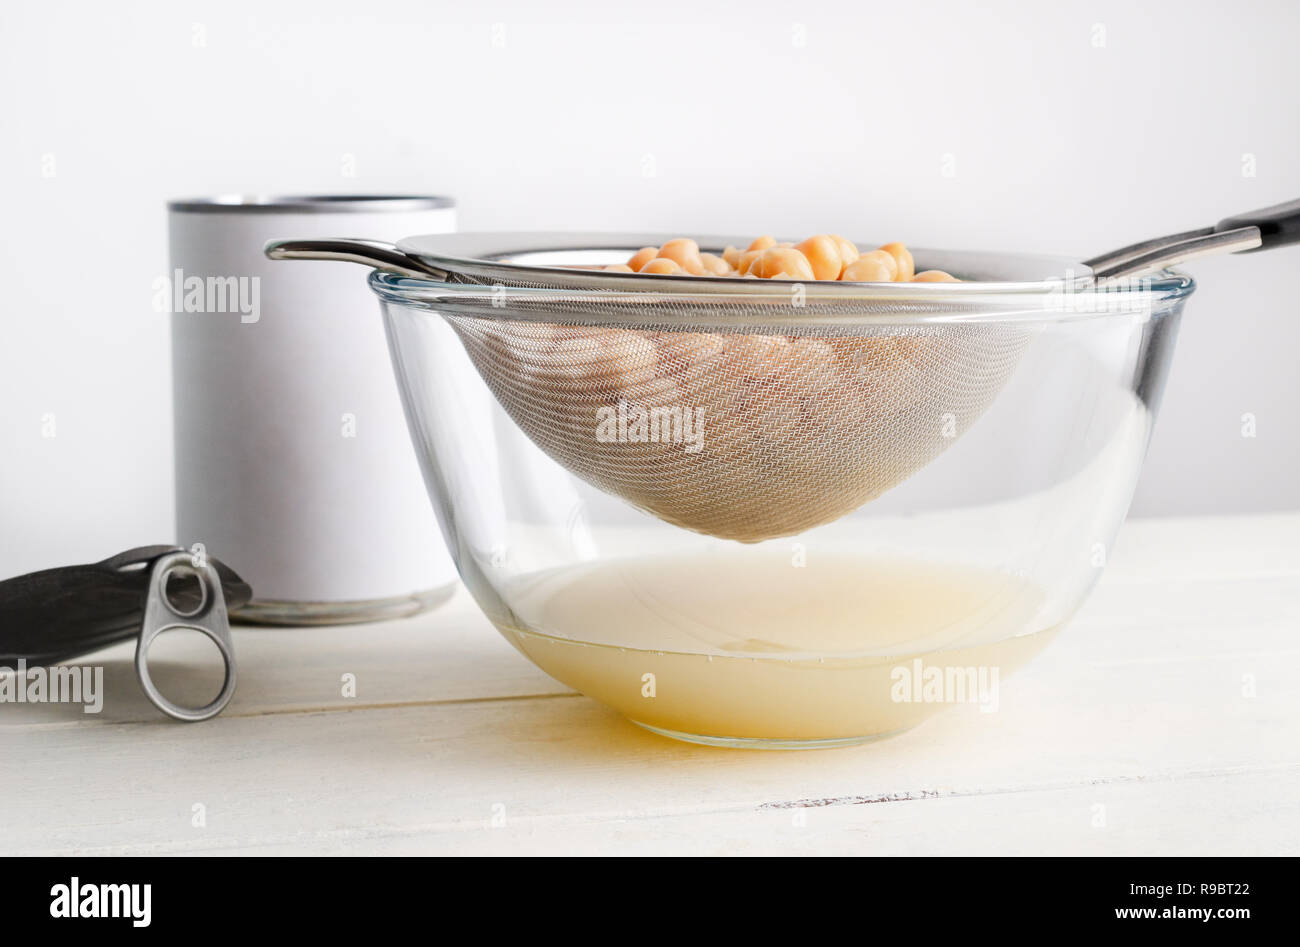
[[265, 197, 1300, 300]]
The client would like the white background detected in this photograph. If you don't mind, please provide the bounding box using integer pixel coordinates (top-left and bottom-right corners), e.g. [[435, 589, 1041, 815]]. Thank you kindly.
[[1, 0, 1297, 577]]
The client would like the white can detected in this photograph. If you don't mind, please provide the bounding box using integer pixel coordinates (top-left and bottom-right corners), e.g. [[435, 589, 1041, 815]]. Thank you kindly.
[[168, 195, 458, 624]]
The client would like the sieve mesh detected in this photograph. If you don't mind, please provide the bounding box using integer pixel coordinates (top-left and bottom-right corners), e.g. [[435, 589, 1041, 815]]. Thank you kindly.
[[439, 284, 1027, 542]]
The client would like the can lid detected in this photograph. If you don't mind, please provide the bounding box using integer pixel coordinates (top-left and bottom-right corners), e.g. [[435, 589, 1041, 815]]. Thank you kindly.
[[168, 194, 455, 214]]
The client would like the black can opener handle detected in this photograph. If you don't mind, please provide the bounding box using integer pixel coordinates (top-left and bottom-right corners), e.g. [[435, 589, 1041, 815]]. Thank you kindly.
[[0, 545, 251, 721]]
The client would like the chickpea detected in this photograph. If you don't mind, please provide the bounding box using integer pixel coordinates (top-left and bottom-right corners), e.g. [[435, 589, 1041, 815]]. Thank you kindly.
[[749, 247, 815, 281], [878, 242, 914, 281], [841, 255, 895, 282], [830, 235, 860, 275], [737, 249, 764, 275], [657, 237, 706, 275], [699, 252, 731, 276], [856, 249, 899, 281], [640, 257, 684, 275], [625, 235, 920, 282], [628, 247, 658, 271], [722, 332, 788, 377], [550, 329, 657, 394], [795, 234, 843, 281], [654, 331, 727, 373]]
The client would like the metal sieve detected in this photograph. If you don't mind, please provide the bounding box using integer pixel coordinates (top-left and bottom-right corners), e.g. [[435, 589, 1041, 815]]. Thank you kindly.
[[266, 199, 1297, 542]]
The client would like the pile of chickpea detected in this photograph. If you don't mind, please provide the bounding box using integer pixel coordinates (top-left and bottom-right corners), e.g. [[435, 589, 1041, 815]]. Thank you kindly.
[[604, 235, 958, 282]]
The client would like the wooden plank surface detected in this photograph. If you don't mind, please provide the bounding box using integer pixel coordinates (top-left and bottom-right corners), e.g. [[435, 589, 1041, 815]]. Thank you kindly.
[[2, 514, 1297, 856]]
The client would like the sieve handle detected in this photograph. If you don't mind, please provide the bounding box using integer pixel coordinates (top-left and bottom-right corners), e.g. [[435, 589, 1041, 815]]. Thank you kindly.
[[264, 238, 449, 281], [1214, 197, 1300, 251], [1086, 197, 1299, 281]]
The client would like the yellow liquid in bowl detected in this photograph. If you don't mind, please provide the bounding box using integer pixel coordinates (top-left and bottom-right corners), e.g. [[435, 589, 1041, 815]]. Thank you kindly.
[[499, 552, 1058, 747]]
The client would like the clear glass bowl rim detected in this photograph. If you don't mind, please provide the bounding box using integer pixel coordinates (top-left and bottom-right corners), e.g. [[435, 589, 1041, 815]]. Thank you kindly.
[[370, 266, 1195, 328]]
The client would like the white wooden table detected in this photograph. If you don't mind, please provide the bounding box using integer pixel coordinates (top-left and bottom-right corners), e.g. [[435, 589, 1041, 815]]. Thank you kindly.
[[3, 514, 1297, 856]]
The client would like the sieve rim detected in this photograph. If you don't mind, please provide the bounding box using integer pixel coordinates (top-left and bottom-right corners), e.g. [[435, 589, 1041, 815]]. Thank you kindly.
[[403, 232, 1191, 286]]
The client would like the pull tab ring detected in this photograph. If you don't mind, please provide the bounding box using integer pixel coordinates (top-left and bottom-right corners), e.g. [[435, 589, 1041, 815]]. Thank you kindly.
[[134, 551, 238, 722]]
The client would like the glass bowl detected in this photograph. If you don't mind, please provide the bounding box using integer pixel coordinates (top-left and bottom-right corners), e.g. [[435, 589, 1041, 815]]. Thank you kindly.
[[370, 249, 1194, 748]]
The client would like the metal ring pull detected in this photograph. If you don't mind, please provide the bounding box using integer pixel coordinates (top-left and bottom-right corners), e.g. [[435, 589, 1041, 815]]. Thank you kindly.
[[134, 551, 238, 722]]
